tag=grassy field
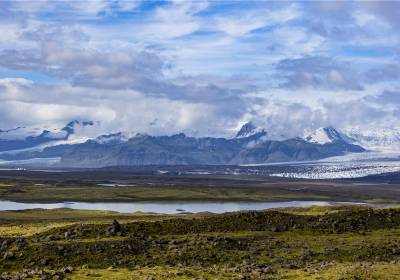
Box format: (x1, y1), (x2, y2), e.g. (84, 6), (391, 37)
(1, 206), (400, 279)
(0, 208), (182, 237)
(0, 183), (331, 203)
(2, 182), (400, 203)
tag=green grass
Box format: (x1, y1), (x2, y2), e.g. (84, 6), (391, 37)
(0, 208), (180, 237)
(0, 208), (172, 225)
(0, 183), (331, 203)
(67, 262), (400, 280)
(0, 208), (215, 237)
(272, 205), (364, 216)
(2, 175), (400, 204)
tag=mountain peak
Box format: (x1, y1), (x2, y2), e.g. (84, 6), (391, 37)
(305, 126), (344, 144)
(235, 122), (266, 138)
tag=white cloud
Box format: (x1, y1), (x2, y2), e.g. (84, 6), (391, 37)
(0, 1), (398, 138)
(215, 4), (299, 38)
(131, 0), (208, 40)
(0, 78), (245, 137)
(216, 16), (267, 38)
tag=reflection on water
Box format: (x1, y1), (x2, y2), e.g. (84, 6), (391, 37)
(0, 200), (335, 214)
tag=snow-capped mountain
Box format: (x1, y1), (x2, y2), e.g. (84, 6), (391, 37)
(57, 124), (364, 168)
(0, 120), (368, 167)
(235, 122), (267, 139)
(305, 127), (346, 144)
(304, 126), (400, 153)
(0, 121), (94, 141)
(343, 127), (400, 152)
(0, 126), (61, 141)
(0, 120), (98, 152)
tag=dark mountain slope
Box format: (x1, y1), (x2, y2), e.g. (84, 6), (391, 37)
(59, 133), (365, 168)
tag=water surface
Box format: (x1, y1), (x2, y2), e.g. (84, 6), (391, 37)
(0, 200), (339, 214)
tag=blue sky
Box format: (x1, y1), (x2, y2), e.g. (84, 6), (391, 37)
(0, 0), (399, 138)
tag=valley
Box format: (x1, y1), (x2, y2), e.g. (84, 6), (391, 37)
(0, 168), (400, 204)
(2, 1), (400, 279)
(1, 168), (400, 279)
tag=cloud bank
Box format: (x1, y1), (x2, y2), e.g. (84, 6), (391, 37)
(0, 0), (399, 138)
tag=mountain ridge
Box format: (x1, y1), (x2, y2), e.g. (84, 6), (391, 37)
(57, 124), (364, 168)
(0, 122), (370, 167)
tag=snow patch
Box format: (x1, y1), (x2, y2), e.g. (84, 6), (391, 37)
(305, 127), (343, 144)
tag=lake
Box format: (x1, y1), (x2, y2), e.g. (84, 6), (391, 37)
(0, 200), (354, 214)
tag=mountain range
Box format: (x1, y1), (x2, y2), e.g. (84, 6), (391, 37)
(0, 120), (96, 152)
(0, 121), (377, 167)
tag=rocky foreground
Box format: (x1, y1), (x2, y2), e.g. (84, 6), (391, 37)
(1, 206), (400, 279)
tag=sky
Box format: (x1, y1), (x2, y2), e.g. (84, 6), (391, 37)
(0, 0), (399, 139)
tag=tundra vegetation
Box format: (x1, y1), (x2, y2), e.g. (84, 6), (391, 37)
(1, 206), (400, 279)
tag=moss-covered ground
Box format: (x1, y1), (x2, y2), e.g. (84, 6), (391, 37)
(1, 206), (400, 279)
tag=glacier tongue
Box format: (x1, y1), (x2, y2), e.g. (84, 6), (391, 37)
(271, 160), (400, 179)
